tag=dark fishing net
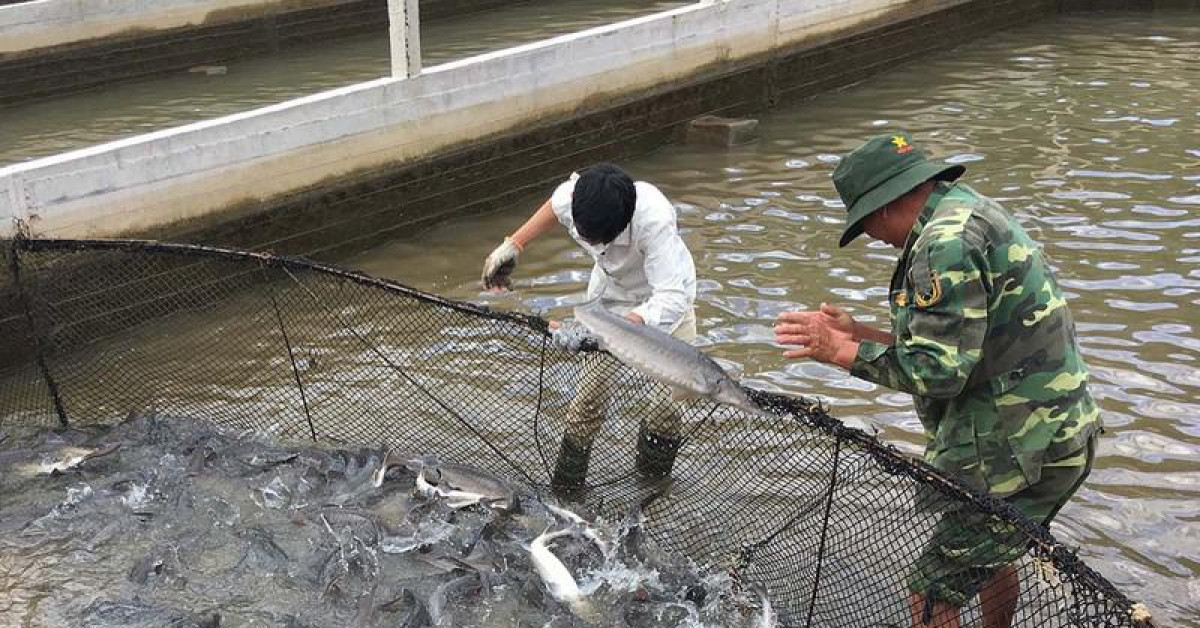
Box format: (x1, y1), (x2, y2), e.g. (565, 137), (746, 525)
(0, 237), (1153, 627)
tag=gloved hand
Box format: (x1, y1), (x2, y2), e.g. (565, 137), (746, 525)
(481, 237), (521, 290)
(551, 320), (600, 352)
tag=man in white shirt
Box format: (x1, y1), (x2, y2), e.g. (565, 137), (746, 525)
(480, 163), (698, 493)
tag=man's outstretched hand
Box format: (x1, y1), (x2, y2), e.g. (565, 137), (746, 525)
(774, 303), (859, 368)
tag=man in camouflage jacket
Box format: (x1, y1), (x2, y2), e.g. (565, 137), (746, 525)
(774, 132), (1101, 628)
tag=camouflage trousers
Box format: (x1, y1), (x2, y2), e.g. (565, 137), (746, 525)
(564, 306), (698, 446)
(908, 430), (1099, 607)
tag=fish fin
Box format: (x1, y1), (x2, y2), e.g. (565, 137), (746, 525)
(447, 497), (482, 509)
(404, 454), (439, 473)
(571, 294), (604, 319)
(578, 293), (605, 308)
(481, 496), (513, 511)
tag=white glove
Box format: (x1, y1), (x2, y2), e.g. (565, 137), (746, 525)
(551, 320), (599, 352)
(481, 237), (521, 290)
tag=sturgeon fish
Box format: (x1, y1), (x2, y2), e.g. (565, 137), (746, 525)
(371, 448), (405, 488)
(573, 299), (765, 416)
(414, 468), (486, 509)
(756, 586), (777, 628)
(411, 459), (519, 511)
(17, 443), (121, 477)
(528, 526), (598, 621)
(544, 502), (609, 556)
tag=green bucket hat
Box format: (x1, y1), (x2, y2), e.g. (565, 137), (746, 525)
(832, 132), (965, 247)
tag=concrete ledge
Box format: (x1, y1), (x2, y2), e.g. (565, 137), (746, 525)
(19, 0), (1182, 249)
(1, 0), (998, 242)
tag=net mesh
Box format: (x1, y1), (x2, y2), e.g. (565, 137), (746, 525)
(0, 237), (1150, 627)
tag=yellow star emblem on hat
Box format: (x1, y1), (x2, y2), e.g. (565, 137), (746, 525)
(891, 136), (913, 153)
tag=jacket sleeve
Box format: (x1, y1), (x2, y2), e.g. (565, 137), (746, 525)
(850, 211), (990, 398)
(549, 174), (579, 228)
(630, 218), (696, 330)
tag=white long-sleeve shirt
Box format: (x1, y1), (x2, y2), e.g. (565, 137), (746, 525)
(550, 173), (697, 331)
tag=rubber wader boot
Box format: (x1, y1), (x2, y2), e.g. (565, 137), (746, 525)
(551, 435), (592, 496)
(636, 425), (683, 480)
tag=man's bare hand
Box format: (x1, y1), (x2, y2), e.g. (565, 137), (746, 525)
(813, 303), (858, 337)
(774, 304), (859, 368)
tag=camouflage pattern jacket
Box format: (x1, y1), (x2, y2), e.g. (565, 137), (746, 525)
(851, 182), (1101, 497)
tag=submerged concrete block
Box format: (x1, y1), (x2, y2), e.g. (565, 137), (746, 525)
(685, 115), (759, 147)
(188, 65), (228, 75)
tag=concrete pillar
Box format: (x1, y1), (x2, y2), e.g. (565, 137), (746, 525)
(387, 0), (422, 79)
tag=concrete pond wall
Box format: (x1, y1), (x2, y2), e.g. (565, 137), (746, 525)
(0, 0), (1195, 256)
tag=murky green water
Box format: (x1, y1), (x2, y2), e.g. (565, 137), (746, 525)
(0, 0), (685, 166)
(347, 13), (1200, 626)
(2, 7), (1196, 626)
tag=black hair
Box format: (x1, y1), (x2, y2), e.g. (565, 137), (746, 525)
(572, 163), (636, 245)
